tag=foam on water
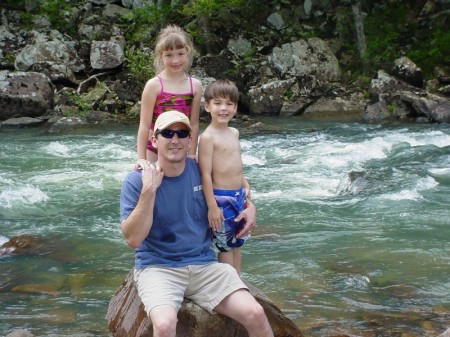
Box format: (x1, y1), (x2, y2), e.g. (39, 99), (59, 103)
(44, 142), (70, 157)
(304, 136), (391, 169)
(0, 174), (13, 185)
(379, 176), (438, 201)
(87, 178), (103, 189)
(429, 167), (450, 177)
(0, 235), (8, 246)
(0, 185), (48, 209)
(373, 128), (450, 150)
(242, 153), (265, 166)
(84, 143), (135, 160)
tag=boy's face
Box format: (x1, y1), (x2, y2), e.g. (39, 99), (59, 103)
(204, 97), (237, 123)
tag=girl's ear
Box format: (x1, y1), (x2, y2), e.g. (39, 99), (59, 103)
(151, 135), (158, 149)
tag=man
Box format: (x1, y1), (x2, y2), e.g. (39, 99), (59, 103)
(120, 110), (274, 337)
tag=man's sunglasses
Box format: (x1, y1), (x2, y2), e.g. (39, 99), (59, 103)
(156, 129), (190, 139)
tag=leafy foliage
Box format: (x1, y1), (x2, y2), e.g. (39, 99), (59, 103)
(364, 4), (406, 70)
(123, 4), (167, 43)
(407, 30), (450, 76)
(19, 11), (34, 31)
(362, 2), (449, 78)
(125, 48), (155, 90)
(39, 0), (72, 31)
(181, 0), (243, 17)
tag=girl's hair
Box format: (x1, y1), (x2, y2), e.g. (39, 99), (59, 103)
(204, 79), (240, 104)
(154, 25), (194, 74)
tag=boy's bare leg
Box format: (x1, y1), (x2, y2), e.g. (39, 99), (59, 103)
(218, 251), (235, 268)
(219, 248), (243, 273)
(232, 248), (242, 274)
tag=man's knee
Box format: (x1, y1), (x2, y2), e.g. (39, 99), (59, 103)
(152, 315), (177, 337)
(150, 306), (178, 337)
(252, 303), (267, 321)
(246, 302), (271, 330)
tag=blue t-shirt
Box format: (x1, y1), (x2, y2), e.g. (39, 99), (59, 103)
(120, 159), (216, 268)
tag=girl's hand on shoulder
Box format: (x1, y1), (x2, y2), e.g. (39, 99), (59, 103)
(133, 159), (150, 171)
(187, 154), (198, 163)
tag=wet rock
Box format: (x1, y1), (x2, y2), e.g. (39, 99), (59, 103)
(11, 284), (60, 296)
(1, 117), (46, 128)
(5, 329), (34, 337)
(392, 56), (424, 88)
(438, 328), (450, 337)
(106, 270), (303, 337)
(0, 234), (48, 256)
(364, 70), (450, 123)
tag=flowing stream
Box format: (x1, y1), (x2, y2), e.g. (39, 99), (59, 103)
(1, 118), (449, 336)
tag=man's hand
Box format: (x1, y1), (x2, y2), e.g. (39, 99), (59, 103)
(141, 162), (163, 194)
(235, 200), (256, 238)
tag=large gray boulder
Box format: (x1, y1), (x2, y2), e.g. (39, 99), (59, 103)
(248, 37), (341, 115)
(14, 30), (85, 73)
(268, 38), (341, 81)
(364, 70), (450, 123)
(90, 40), (125, 70)
(0, 71), (54, 120)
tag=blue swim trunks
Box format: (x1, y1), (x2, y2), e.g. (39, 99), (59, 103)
(212, 187), (250, 252)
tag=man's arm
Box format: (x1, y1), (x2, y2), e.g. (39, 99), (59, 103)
(121, 165), (163, 248)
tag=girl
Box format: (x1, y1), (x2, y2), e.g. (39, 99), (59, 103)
(136, 25), (202, 166)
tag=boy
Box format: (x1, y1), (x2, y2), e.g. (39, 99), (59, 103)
(198, 80), (251, 273)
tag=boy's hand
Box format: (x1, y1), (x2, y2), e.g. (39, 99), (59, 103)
(208, 206), (223, 232)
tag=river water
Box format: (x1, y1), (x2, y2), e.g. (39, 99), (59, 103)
(1, 118), (449, 337)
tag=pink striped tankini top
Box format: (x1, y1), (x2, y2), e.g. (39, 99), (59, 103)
(147, 75), (194, 151)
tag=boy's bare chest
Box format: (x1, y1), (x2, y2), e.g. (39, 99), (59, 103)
(214, 140), (240, 154)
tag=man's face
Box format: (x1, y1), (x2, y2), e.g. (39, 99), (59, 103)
(152, 122), (191, 163)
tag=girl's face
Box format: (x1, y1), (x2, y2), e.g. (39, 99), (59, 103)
(162, 47), (189, 73)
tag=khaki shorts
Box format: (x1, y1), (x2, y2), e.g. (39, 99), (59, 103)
(134, 263), (248, 315)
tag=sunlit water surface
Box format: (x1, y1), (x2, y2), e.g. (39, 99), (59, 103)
(1, 118), (449, 336)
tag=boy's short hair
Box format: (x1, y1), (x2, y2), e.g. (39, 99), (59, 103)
(204, 79), (239, 104)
